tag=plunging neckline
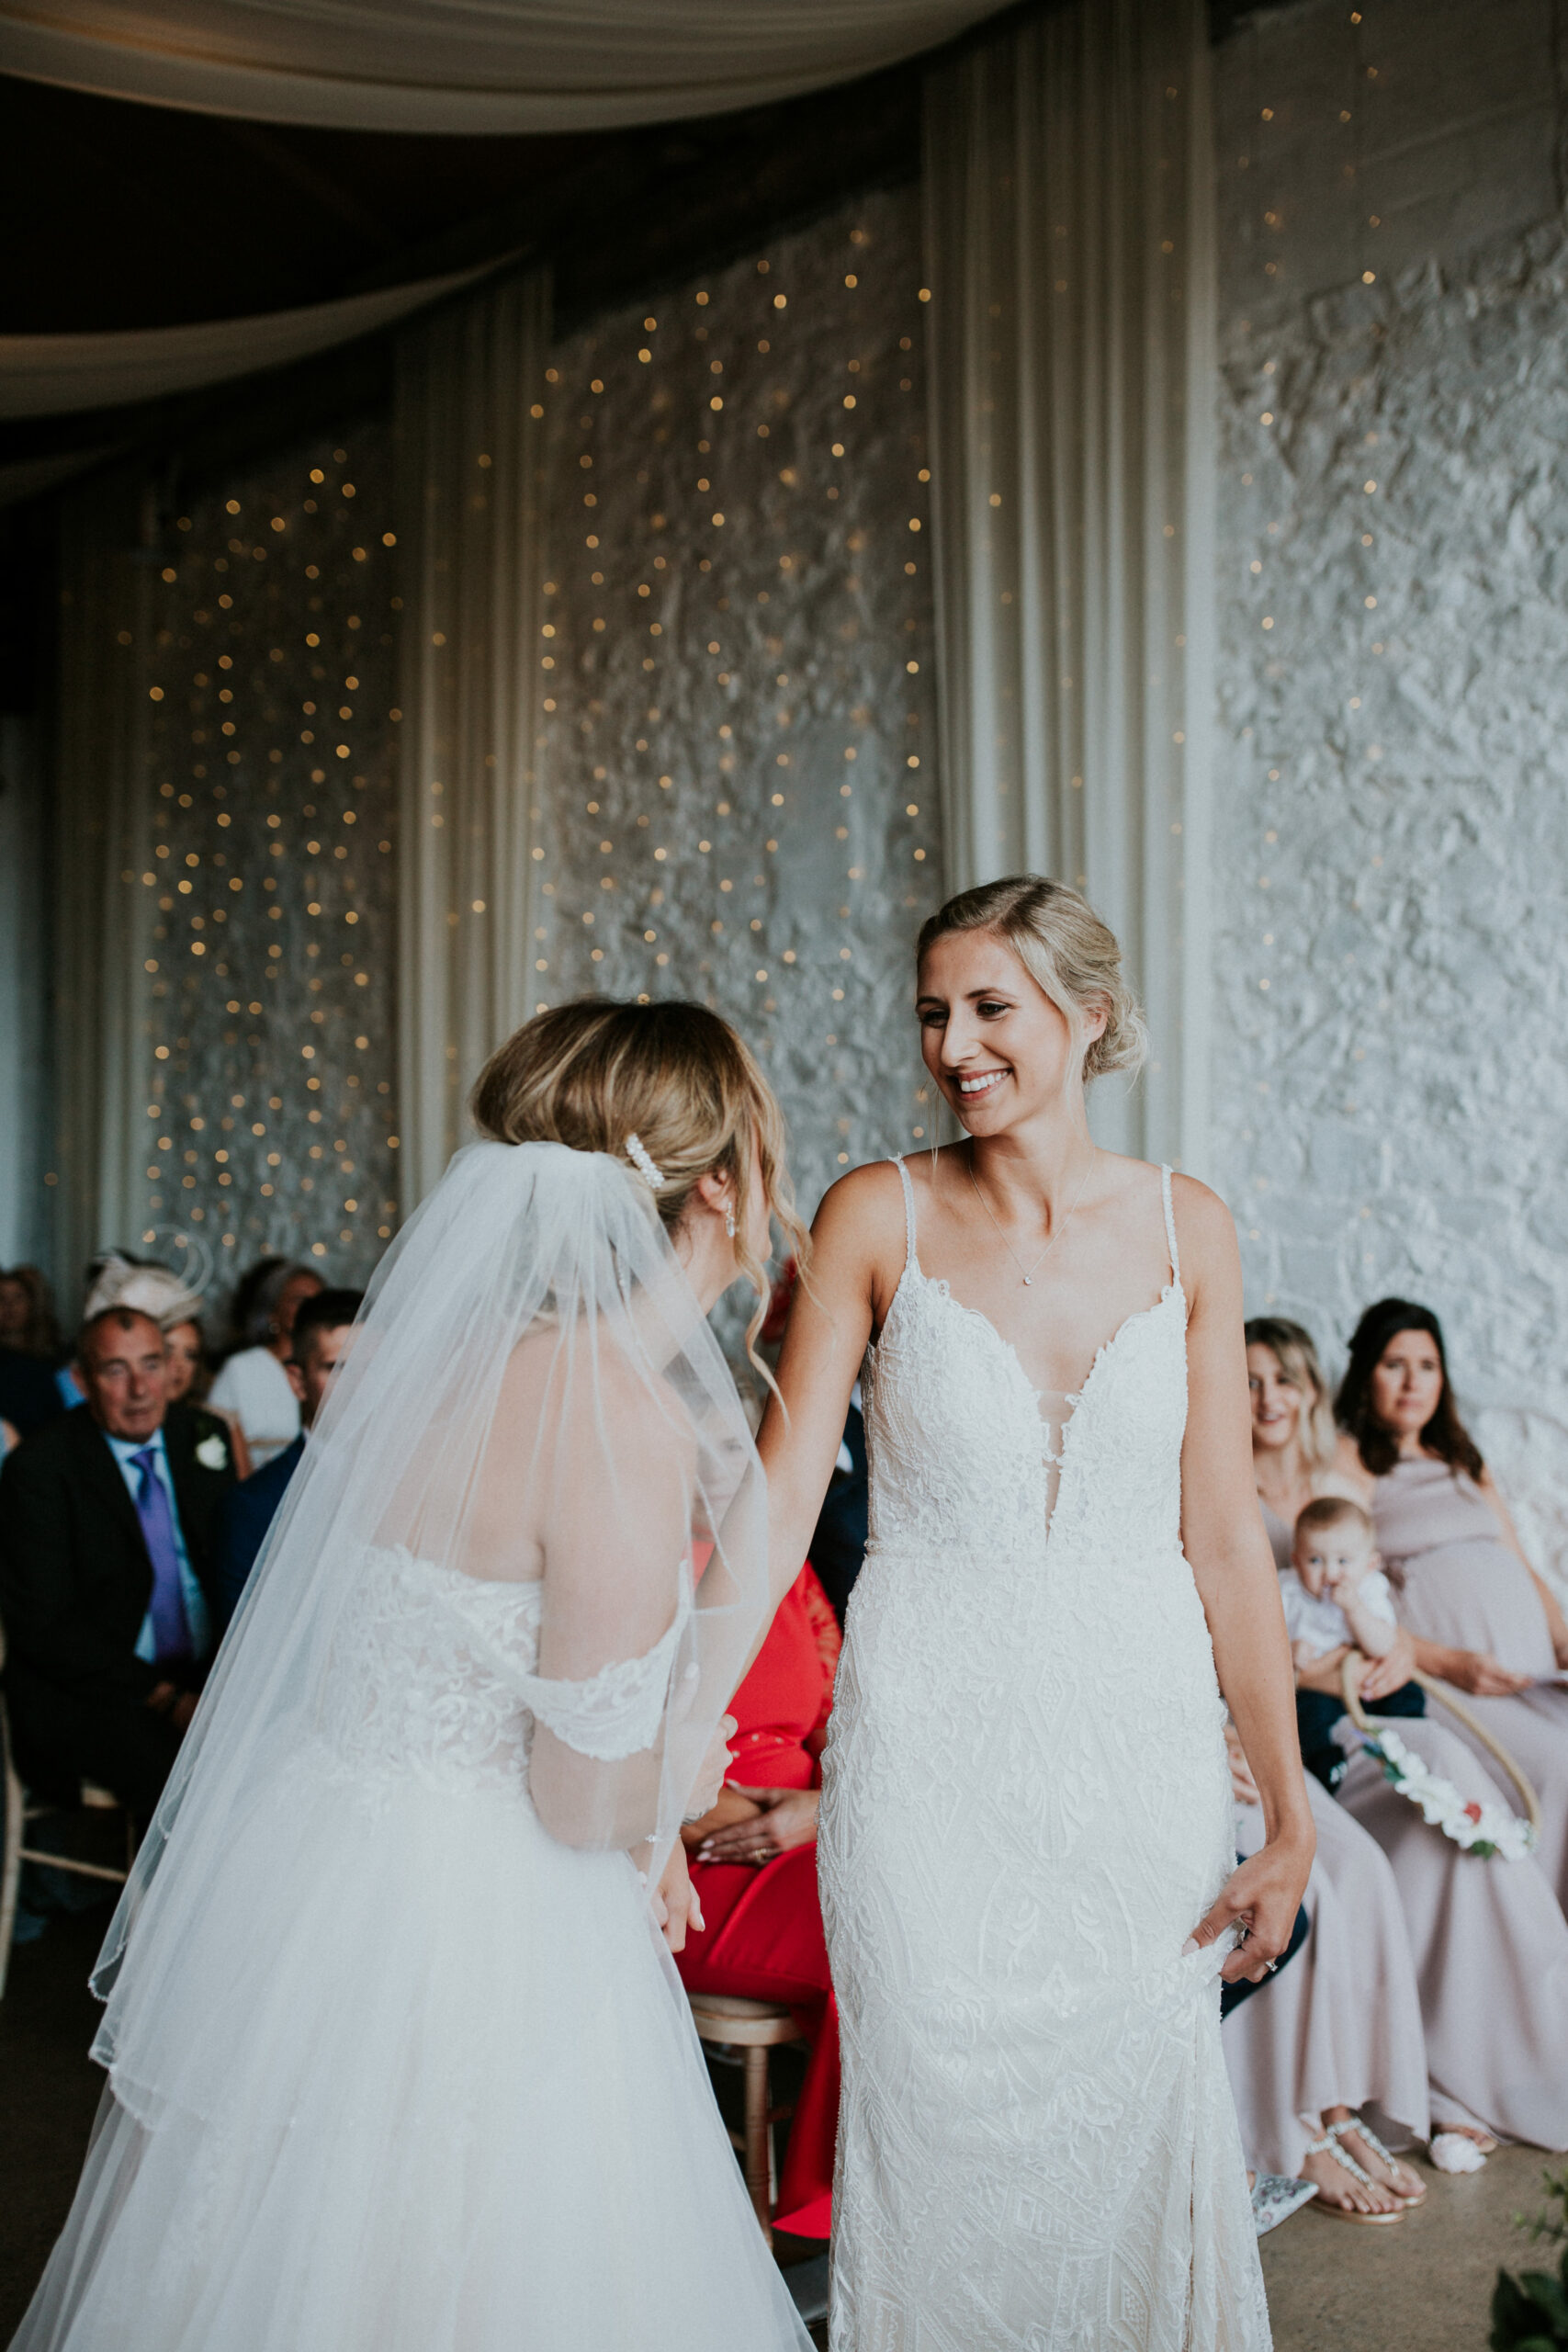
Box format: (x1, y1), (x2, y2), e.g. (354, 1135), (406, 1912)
(872, 1257), (1186, 1468)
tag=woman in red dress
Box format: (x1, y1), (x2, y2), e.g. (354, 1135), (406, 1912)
(676, 1561), (840, 2239)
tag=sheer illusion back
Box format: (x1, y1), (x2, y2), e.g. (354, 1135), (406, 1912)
(818, 1155), (1269, 2352)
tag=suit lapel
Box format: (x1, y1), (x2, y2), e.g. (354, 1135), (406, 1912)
(73, 1408), (147, 1555)
(164, 1406), (220, 1597)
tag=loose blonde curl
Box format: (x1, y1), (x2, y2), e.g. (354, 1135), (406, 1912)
(471, 999), (807, 1384)
(916, 875), (1147, 1081)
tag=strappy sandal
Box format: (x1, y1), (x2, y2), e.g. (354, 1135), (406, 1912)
(1301, 2132), (1405, 2223)
(1327, 2115), (1426, 2206)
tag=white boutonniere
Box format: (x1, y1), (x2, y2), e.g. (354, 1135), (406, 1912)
(196, 1433), (229, 1472)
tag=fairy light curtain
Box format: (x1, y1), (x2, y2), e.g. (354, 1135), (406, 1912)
(395, 194), (941, 1220)
(921, 0), (1218, 1170)
(52, 433), (401, 1301)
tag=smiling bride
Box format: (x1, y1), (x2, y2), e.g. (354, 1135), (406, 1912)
(760, 876), (1312, 2350)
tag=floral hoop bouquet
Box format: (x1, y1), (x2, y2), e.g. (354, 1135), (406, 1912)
(1334, 1719), (1537, 1860)
(1339, 1658), (1541, 1862)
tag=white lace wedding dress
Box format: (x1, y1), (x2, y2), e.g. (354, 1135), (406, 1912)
(818, 1159), (1270, 2351)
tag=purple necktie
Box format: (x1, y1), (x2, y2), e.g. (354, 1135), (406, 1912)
(130, 1446), (191, 1663)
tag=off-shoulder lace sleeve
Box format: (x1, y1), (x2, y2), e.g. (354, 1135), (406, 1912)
(520, 1611), (684, 1760)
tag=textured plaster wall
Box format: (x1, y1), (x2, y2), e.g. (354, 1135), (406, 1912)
(533, 186), (942, 1232)
(1210, 0), (1568, 1564)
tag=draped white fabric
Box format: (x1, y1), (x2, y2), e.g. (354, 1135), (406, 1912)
(0, 0), (1005, 132)
(393, 270), (549, 1206)
(51, 477), (156, 1287)
(922, 0), (1217, 1171)
(0, 262), (502, 420)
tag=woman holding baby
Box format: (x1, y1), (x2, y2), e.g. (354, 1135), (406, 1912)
(1239, 1315), (1568, 2181)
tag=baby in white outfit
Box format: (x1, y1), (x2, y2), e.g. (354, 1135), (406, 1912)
(1280, 1495), (1396, 1668)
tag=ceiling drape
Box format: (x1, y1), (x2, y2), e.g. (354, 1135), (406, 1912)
(922, 0), (1217, 1174)
(0, 260), (506, 420)
(393, 269), (550, 1205)
(0, 0), (1004, 132)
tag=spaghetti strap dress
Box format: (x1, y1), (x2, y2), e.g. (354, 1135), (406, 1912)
(818, 1159), (1269, 2351)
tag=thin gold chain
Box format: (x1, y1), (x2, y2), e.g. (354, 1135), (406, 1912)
(964, 1145), (1095, 1288)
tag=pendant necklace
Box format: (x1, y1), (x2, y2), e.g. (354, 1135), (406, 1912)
(965, 1146), (1096, 1288)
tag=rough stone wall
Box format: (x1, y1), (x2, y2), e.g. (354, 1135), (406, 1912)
(533, 185), (942, 1235)
(1210, 0), (1568, 1564)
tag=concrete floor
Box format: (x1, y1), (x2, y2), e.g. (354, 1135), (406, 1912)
(3, 1903), (1556, 2349)
(1262, 2140), (1554, 2352)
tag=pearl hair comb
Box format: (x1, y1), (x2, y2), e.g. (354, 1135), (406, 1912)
(625, 1133), (664, 1192)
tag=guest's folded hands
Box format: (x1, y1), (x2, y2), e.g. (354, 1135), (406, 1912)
(696, 1785), (819, 1865)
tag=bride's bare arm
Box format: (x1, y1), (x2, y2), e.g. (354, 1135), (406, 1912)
(1176, 1177), (1314, 1981)
(757, 1166), (887, 1612)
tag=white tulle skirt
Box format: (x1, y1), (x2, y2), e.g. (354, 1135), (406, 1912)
(12, 1748), (809, 2352)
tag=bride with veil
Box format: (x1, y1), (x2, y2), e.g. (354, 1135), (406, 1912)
(13, 1001), (813, 2352)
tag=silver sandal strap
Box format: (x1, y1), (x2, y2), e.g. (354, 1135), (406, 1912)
(1303, 2131), (1375, 2188)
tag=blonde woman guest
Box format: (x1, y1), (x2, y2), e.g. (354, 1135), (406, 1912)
(209, 1259), (322, 1467)
(763, 876), (1309, 2349)
(1336, 1297), (1568, 1914)
(1248, 1317), (1568, 2160)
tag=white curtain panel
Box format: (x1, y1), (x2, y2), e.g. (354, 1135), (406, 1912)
(0, 0), (1006, 131)
(922, 0), (1217, 1171)
(52, 478), (159, 1289)
(393, 269), (549, 1206)
(0, 261), (505, 420)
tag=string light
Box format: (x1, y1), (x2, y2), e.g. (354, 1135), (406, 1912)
(534, 188), (940, 1198)
(136, 432), (400, 1278)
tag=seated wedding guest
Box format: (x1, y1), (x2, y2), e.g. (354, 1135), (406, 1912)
(0, 1263), (68, 1436)
(164, 1311), (251, 1477)
(217, 1287), (362, 1620)
(677, 1559), (841, 2240)
(1224, 1721), (1430, 2221)
(0, 1264), (62, 1359)
(1250, 1316), (1568, 2158)
(1335, 1297), (1568, 1912)
(80, 1254), (250, 1476)
(0, 1306), (237, 1826)
(209, 1256), (323, 1467)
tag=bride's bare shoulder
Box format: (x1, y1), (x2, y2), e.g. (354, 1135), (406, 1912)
(816, 1146), (965, 1241)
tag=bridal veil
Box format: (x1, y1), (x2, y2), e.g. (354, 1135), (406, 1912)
(89, 1136), (772, 2121)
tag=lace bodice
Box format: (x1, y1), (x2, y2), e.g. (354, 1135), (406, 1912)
(321, 1544), (684, 1793)
(863, 1158), (1189, 1572)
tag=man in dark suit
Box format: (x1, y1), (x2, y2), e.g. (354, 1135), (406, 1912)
(0, 1306), (237, 1826)
(216, 1286), (362, 1623)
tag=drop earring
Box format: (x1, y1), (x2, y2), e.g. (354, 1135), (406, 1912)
(725, 1204), (737, 1241)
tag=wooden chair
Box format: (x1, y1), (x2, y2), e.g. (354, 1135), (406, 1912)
(687, 1991), (807, 2241)
(0, 1675), (135, 2000)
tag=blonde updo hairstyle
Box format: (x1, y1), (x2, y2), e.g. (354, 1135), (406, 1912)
(917, 875), (1147, 1081)
(471, 998), (807, 1376)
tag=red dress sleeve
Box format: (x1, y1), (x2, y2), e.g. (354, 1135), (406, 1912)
(724, 1562), (837, 1790)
